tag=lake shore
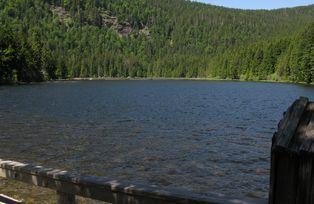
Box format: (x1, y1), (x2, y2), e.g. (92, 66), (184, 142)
(59, 77), (314, 86)
(2, 77), (313, 86)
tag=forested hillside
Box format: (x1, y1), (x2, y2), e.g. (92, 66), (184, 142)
(0, 0), (313, 84)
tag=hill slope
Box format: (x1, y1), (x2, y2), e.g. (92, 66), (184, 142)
(0, 0), (313, 84)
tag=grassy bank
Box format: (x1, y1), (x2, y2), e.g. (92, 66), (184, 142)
(0, 178), (104, 203)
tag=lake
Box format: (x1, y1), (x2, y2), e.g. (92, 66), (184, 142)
(0, 80), (314, 199)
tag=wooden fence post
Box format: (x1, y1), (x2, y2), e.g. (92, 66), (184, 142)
(269, 97), (314, 204)
(56, 191), (76, 204)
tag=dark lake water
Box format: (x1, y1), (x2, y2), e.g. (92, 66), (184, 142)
(1, 80), (314, 199)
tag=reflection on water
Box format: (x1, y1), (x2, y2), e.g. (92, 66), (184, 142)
(0, 80), (314, 199)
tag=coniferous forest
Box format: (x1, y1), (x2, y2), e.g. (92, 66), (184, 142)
(0, 0), (313, 84)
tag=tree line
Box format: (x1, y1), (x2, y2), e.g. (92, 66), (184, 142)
(0, 0), (313, 84)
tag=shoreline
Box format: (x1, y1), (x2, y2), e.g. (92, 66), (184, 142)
(60, 77), (314, 86)
(2, 77), (314, 86)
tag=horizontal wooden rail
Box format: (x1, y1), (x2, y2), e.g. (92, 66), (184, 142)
(0, 194), (23, 204)
(0, 159), (265, 204)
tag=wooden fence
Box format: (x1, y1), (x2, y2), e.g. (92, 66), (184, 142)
(0, 159), (264, 204)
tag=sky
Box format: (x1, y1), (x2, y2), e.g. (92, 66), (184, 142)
(195, 0), (314, 10)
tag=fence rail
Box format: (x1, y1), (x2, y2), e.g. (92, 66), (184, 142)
(0, 159), (264, 204)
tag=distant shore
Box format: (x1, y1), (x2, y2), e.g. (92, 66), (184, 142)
(2, 77), (314, 86)
(58, 77), (314, 86)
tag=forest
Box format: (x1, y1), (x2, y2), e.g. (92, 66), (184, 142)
(0, 0), (313, 84)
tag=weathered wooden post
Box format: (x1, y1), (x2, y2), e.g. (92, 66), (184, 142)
(56, 191), (76, 204)
(270, 97), (314, 204)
